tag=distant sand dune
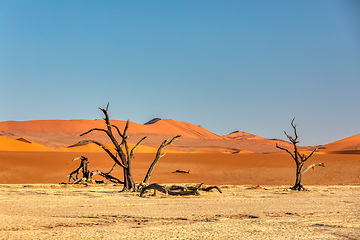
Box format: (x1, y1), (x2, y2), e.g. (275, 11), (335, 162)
(0, 119), (359, 153)
(320, 133), (360, 152)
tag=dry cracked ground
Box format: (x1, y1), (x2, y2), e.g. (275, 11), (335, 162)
(0, 184), (359, 239)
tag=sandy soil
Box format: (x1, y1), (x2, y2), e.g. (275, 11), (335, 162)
(0, 184), (359, 239)
(1, 152), (359, 186)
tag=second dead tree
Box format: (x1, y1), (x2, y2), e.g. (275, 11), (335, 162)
(68, 156), (90, 184)
(276, 118), (325, 191)
(68, 156), (122, 184)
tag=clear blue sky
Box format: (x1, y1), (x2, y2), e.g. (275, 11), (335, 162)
(1, 0), (359, 146)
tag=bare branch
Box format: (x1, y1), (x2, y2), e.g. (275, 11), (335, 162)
(122, 119), (131, 138)
(276, 143), (295, 159)
(106, 162), (117, 174)
(78, 140), (127, 168)
(163, 135), (181, 147)
(303, 148), (319, 162)
(291, 118), (299, 142)
(109, 124), (125, 138)
(143, 135), (181, 184)
(200, 186), (223, 193)
(80, 128), (108, 137)
(90, 170), (123, 184)
(284, 131), (296, 143)
(130, 136), (147, 157)
(301, 163), (325, 175)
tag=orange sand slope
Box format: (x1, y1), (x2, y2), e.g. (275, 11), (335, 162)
(0, 136), (181, 154)
(223, 130), (265, 140)
(0, 136), (53, 151)
(0, 119), (226, 151)
(319, 134), (360, 153)
(0, 118), (222, 139)
(1, 119), (360, 153)
(0, 151), (359, 185)
(1, 119), (359, 185)
(56, 142), (182, 154)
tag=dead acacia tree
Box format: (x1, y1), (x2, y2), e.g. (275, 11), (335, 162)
(276, 118), (325, 191)
(68, 156), (122, 184)
(68, 156), (90, 184)
(78, 103), (180, 191)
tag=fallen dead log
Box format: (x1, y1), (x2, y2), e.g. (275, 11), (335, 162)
(200, 186), (223, 193)
(140, 183), (221, 197)
(173, 169), (190, 174)
(140, 183), (168, 197)
(177, 184), (223, 193)
(168, 183), (203, 196)
(90, 170), (123, 184)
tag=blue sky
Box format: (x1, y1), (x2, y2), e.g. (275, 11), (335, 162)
(1, 0), (359, 146)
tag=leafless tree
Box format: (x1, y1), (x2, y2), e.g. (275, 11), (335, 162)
(68, 156), (122, 184)
(68, 156), (90, 184)
(276, 118), (325, 191)
(78, 103), (180, 191)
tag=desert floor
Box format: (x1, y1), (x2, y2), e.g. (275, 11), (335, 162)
(0, 151), (359, 239)
(0, 184), (359, 239)
(1, 152), (360, 185)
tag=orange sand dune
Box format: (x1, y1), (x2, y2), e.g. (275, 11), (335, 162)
(56, 142), (183, 154)
(0, 135), (165, 153)
(223, 130), (264, 140)
(144, 119), (223, 139)
(0, 118), (222, 139)
(1, 119), (359, 153)
(191, 150), (230, 154)
(0, 136), (53, 152)
(0, 119), (104, 133)
(319, 133), (360, 152)
(0, 119), (224, 150)
(0, 151), (359, 185)
(55, 142), (106, 153)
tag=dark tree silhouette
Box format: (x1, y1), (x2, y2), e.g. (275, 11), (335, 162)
(78, 103), (180, 191)
(276, 118), (325, 191)
(68, 156), (122, 184)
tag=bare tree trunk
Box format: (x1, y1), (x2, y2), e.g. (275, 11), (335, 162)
(291, 164), (304, 191)
(123, 167), (136, 191)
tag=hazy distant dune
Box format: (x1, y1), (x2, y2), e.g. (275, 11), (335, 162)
(0, 119), (359, 153)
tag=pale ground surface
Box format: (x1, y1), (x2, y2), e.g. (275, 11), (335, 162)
(0, 184), (359, 239)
